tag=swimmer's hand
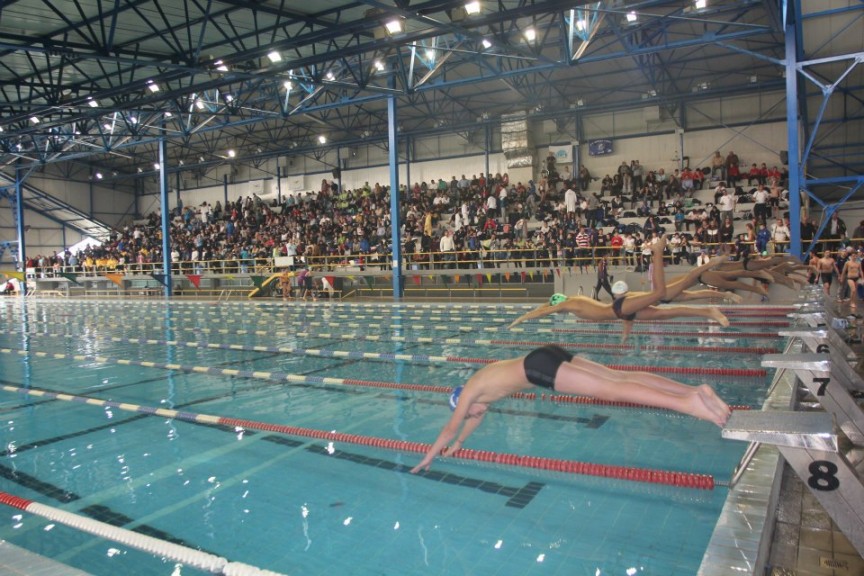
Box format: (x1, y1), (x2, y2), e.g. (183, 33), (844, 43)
(410, 456), (434, 474)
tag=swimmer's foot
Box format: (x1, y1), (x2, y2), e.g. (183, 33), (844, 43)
(707, 255), (728, 269)
(709, 308), (730, 327)
(755, 270), (774, 282)
(697, 384), (732, 427)
(721, 292), (743, 304)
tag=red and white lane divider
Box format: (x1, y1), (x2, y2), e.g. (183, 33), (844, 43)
(0, 383), (716, 489)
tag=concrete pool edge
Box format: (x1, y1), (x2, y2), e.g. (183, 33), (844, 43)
(698, 347), (798, 575)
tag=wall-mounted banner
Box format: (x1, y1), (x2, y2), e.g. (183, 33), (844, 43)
(548, 145), (572, 163)
(588, 139), (613, 156)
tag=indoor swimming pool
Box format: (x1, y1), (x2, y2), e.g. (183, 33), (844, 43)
(0, 299), (788, 575)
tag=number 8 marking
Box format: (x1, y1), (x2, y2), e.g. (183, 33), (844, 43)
(807, 460), (840, 491)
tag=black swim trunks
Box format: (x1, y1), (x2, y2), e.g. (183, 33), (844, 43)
(612, 296), (637, 321)
(821, 272), (833, 285)
(523, 345), (574, 389)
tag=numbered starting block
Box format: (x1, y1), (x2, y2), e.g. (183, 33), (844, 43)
(762, 353), (864, 445)
(780, 327), (857, 361)
(723, 410), (864, 557)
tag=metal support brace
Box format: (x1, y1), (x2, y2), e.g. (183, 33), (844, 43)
(723, 410), (864, 557)
(762, 353), (864, 445)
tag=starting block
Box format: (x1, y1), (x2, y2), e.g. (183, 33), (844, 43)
(780, 327), (857, 361)
(762, 353), (864, 445)
(723, 410), (864, 557)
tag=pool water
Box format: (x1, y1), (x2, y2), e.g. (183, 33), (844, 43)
(0, 299), (783, 575)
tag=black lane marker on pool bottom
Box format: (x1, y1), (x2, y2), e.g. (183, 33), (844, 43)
(263, 433), (545, 509)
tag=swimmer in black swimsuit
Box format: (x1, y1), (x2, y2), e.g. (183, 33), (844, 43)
(508, 237), (730, 342)
(612, 295), (637, 321)
(410, 344), (733, 473)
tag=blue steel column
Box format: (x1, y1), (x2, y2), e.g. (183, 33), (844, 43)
(159, 130), (173, 297)
(277, 165), (282, 204)
(405, 136), (411, 194)
(785, 13), (803, 257)
(388, 93), (403, 298)
(484, 125), (490, 178)
(14, 163), (26, 295)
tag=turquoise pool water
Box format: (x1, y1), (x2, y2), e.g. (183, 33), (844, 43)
(0, 299), (783, 575)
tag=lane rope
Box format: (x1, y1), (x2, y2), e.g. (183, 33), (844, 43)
(0, 489), (286, 576)
(0, 347), (754, 411)
(0, 383), (716, 489)
(5, 318), (783, 355)
(0, 335), (767, 378)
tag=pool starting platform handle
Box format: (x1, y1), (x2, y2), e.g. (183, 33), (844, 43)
(762, 353), (864, 446)
(723, 410), (864, 558)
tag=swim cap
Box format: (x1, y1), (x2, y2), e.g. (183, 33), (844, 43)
(549, 293), (568, 306)
(449, 386), (463, 411)
(611, 280), (629, 296)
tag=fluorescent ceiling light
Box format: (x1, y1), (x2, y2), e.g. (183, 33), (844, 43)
(626, 11), (637, 22)
(385, 20), (402, 34)
(87, 98), (99, 108)
(147, 81), (160, 93)
(524, 28), (536, 42)
(30, 116), (40, 124)
(195, 99), (205, 110)
(153, 162), (161, 170)
(695, 0), (707, 9)
(267, 50), (282, 63)
(318, 135), (327, 144)
(464, 1), (480, 15)
(481, 38), (492, 49)
(214, 60), (229, 72)
(374, 60), (385, 71)
(576, 19), (586, 31)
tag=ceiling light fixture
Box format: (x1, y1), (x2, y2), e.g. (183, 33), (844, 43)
(267, 51), (282, 63)
(481, 38), (492, 49)
(385, 19), (402, 34)
(524, 28), (536, 42)
(87, 98), (99, 108)
(318, 135), (327, 144)
(147, 80), (160, 93)
(227, 149), (236, 158)
(214, 60), (229, 72)
(626, 11), (637, 22)
(464, 1), (481, 15)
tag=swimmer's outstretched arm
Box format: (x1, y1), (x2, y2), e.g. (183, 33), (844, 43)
(507, 302), (564, 328)
(411, 409), (485, 473)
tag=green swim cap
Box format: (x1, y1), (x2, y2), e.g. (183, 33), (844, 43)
(549, 293), (568, 306)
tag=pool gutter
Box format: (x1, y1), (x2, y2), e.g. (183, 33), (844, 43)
(697, 341), (799, 575)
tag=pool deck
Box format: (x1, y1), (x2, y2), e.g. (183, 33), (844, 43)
(700, 293), (864, 576)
